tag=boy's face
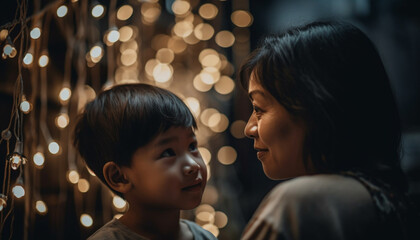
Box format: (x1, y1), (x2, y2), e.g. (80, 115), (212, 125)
(122, 126), (207, 210)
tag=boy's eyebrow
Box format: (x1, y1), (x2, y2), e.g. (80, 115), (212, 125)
(156, 130), (196, 146)
(248, 90), (265, 100)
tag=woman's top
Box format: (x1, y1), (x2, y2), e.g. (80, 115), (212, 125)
(241, 173), (419, 240)
(88, 218), (217, 240)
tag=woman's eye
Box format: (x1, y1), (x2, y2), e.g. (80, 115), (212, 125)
(159, 149), (176, 158)
(188, 142), (198, 152)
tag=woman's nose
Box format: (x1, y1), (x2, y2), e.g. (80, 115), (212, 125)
(183, 155), (201, 175)
(244, 114), (258, 139)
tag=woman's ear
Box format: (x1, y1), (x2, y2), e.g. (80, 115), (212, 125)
(103, 162), (132, 194)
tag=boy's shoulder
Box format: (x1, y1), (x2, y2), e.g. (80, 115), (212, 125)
(88, 218), (148, 240)
(181, 219), (218, 240)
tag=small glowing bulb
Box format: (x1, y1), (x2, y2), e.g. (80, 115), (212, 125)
(3, 44), (13, 55)
(48, 141), (60, 154)
(35, 200), (48, 214)
(33, 152), (45, 167)
(92, 4), (105, 18)
(59, 87), (72, 102)
(77, 179), (90, 193)
(80, 214), (93, 227)
(9, 154), (23, 170)
(20, 100), (31, 113)
(67, 170), (80, 184)
(12, 185), (25, 198)
(113, 196), (127, 209)
(56, 113), (69, 129)
(107, 29), (120, 43)
(90, 45), (103, 58)
(57, 5), (68, 17)
(23, 52), (33, 65)
(30, 27), (41, 39)
(38, 55), (49, 67)
(0, 194), (7, 212)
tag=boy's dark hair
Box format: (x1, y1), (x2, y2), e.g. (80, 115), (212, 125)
(73, 83), (196, 195)
(239, 21), (407, 191)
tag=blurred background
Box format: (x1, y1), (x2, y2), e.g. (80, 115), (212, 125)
(0, 0), (419, 239)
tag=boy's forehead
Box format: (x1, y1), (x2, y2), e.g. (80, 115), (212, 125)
(154, 126), (195, 143)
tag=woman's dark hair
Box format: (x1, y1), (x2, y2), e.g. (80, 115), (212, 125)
(73, 83), (196, 194)
(239, 21), (407, 190)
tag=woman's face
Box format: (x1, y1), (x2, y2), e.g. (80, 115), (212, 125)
(244, 74), (308, 180)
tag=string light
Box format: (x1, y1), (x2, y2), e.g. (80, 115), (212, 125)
(230, 120), (246, 139)
(67, 170), (80, 184)
(33, 152), (45, 168)
(198, 147), (211, 164)
(12, 178), (25, 199)
(48, 141), (60, 154)
(184, 97), (200, 117)
(91, 4), (105, 18)
(112, 196), (127, 210)
(20, 97), (32, 114)
(231, 10), (253, 27)
(30, 27), (41, 39)
(214, 76), (235, 95)
(215, 31), (235, 48)
(172, 0), (190, 16)
(38, 54), (49, 67)
(0, 194), (7, 212)
(59, 87), (72, 102)
(194, 23), (214, 41)
(23, 52), (34, 65)
(105, 27), (120, 45)
(77, 179), (90, 193)
(57, 5), (68, 17)
(217, 146), (237, 165)
(35, 200), (48, 215)
(55, 113), (69, 129)
(117, 5), (133, 21)
(80, 214), (93, 227)
(198, 3), (218, 20)
(8, 141), (27, 170)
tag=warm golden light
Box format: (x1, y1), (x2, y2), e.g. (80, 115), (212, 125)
(168, 37), (187, 54)
(87, 167), (96, 176)
(78, 179), (90, 193)
(172, 0), (190, 16)
(56, 113), (70, 129)
(141, 3), (161, 24)
(57, 5), (68, 17)
(33, 152), (45, 167)
(194, 23), (214, 41)
(121, 49), (137, 66)
(183, 32), (200, 45)
(217, 146), (237, 165)
(119, 26), (134, 42)
(210, 113), (229, 133)
(152, 63), (173, 83)
(0, 29), (8, 41)
(230, 120), (246, 139)
(48, 141), (60, 154)
(67, 170), (80, 184)
(231, 10), (253, 27)
(156, 48), (174, 64)
(35, 200), (48, 214)
(90, 45), (103, 58)
(113, 196), (127, 210)
(80, 214), (93, 227)
(145, 59), (159, 78)
(12, 185), (25, 198)
(214, 75), (235, 95)
(107, 28), (120, 43)
(215, 31), (235, 48)
(30, 27), (41, 39)
(198, 147), (211, 164)
(173, 21), (194, 38)
(200, 108), (219, 127)
(202, 224), (219, 237)
(196, 211), (215, 225)
(214, 211), (228, 228)
(92, 4), (105, 18)
(195, 204), (215, 215)
(117, 5), (133, 21)
(198, 3), (218, 20)
(184, 97), (200, 117)
(38, 55), (49, 67)
(193, 74), (212, 92)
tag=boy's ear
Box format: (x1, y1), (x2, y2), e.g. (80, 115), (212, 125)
(103, 162), (132, 194)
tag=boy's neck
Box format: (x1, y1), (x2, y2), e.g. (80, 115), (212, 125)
(119, 204), (191, 240)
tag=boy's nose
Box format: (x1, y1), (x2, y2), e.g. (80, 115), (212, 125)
(183, 155), (200, 175)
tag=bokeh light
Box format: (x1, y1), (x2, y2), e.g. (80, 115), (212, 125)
(30, 27), (41, 39)
(91, 4), (105, 18)
(67, 170), (80, 184)
(48, 141), (60, 154)
(198, 3), (218, 20)
(33, 152), (45, 168)
(172, 0), (190, 16)
(194, 23), (214, 41)
(215, 31), (235, 48)
(77, 179), (90, 193)
(57, 5), (68, 17)
(230, 120), (247, 139)
(35, 200), (48, 215)
(217, 146), (237, 165)
(117, 5), (133, 21)
(56, 113), (70, 129)
(80, 214), (93, 227)
(198, 147), (211, 164)
(12, 185), (25, 198)
(214, 75), (235, 95)
(231, 10), (253, 27)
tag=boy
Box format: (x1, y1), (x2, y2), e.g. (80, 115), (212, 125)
(74, 83), (216, 240)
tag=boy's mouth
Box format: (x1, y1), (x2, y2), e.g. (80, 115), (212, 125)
(182, 179), (203, 192)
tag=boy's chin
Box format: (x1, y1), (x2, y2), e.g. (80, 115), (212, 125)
(181, 199), (203, 210)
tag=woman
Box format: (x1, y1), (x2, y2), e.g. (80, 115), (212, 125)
(240, 21), (419, 240)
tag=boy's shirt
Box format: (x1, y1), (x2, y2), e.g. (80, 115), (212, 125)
(88, 218), (217, 240)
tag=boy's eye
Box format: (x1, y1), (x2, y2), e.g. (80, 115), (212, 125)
(188, 142), (198, 152)
(159, 148), (176, 158)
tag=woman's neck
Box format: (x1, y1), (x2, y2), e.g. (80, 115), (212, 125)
(119, 204), (189, 240)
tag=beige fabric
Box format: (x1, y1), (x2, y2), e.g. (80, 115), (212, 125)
(241, 174), (377, 240)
